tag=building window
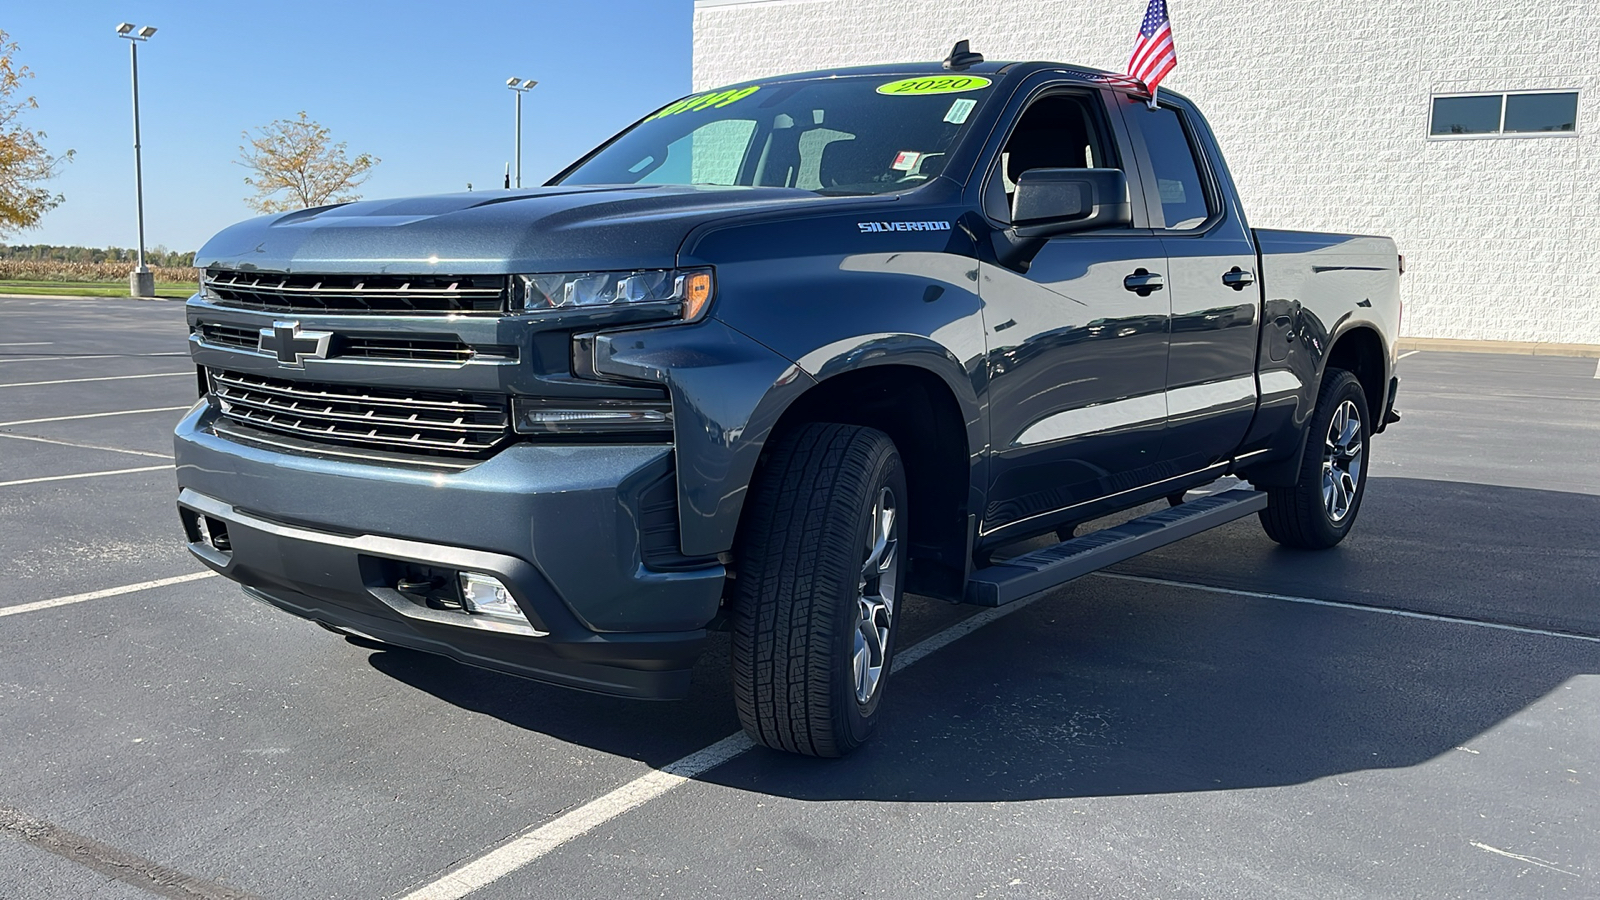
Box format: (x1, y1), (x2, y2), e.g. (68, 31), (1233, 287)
(1429, 91), (1579, 138)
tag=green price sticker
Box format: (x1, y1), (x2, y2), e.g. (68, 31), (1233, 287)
(645, 86), (762, 121)
(876, 75), (992, 96)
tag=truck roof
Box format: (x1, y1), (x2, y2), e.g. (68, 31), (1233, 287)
(707, 59), (1175, 101)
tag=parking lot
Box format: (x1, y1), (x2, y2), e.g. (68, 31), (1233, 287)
(1, 294), (1596, 899)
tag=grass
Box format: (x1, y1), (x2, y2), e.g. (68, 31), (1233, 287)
(0, 279), (195, 300)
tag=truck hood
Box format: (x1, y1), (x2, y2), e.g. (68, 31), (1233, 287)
(196, 184), (844, 275)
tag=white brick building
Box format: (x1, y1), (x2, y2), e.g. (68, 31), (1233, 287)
(693, 0), (1598, 347)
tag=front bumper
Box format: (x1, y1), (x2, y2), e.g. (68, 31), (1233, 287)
(174, 401), (724, 699)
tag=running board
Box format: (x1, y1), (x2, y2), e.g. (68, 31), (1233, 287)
(964, 489), (1268, 607)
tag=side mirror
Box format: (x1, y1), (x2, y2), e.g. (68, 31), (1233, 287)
(1010, 168), (1132, 238)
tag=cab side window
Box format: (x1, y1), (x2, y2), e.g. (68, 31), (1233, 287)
(1138, 106), (1214, 230)
(987, 92), (1119, 222)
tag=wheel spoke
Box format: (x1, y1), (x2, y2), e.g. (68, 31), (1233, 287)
(852, 486), (900, 704)
(861, 497), (897, 581)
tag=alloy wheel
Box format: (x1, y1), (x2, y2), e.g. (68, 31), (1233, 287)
(1321, 399), (1364, 523)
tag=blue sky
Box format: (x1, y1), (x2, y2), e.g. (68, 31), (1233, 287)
(4, 2), (692, 252)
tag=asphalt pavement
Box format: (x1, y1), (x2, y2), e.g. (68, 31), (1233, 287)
(0, 296), (1595, 899)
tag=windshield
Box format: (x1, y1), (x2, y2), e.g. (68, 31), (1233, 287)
(553, 74), (997, 195)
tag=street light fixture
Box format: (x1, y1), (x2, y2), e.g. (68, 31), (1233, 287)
(507, 77), (538, 189)
(116, 23), (157, 298)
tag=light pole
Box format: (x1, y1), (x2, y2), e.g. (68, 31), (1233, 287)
(506, 78), (537, 188)
(116, 23), (157, 298)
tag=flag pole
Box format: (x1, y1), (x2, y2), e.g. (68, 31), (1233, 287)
(1148, 84), (1159, 110)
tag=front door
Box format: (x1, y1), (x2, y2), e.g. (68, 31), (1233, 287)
(981, 237), (1170, 537)
(978, 90), (1170, 539)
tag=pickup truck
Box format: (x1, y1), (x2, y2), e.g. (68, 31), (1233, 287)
(175, 50), (1402, 757)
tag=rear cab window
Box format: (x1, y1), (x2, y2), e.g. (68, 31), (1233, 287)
(1134, 105), (1217, 230)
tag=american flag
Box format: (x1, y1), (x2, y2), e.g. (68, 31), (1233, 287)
(1127, 0), (1178, 96)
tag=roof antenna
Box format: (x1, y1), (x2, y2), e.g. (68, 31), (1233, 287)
(943, 40), (984, 71)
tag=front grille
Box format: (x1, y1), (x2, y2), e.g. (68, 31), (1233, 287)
(209, 369), (510, 460)
(340, 337), (476, 363)
(198, 323), (259, 351)
(203, 269), (508, 315)
(197, 323), (494, 365)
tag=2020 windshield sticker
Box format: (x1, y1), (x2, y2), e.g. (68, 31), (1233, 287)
(876, 75), (992, 96)
(858, 221), (952, 233)
(645, 86), (761, 120)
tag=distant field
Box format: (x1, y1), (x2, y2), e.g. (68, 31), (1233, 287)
(0, 259), (198, 300)
(0, 279), (195, 299)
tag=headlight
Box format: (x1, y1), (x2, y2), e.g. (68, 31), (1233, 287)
(514, 267), (713, 319)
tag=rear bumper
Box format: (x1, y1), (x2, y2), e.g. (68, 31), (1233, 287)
(173, 401), (724, 699)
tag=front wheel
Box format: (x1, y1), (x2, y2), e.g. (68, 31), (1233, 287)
(1259, 368), (1370, 549)
(731, 423), (907, 757)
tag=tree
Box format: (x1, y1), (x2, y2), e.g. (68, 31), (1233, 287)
(237, 111), (379, 213)
(0, 30), (74, 237)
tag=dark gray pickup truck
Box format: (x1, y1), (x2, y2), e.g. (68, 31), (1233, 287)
(175, 52), (1401, 757)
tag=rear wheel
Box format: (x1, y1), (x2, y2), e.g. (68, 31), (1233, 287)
(731, 423), (906, 757)
(1259, 368), (1369, 549)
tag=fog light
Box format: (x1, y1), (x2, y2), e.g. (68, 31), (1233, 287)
(459, 572), (531, 625)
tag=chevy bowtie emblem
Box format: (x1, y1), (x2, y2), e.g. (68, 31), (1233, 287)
(258, 320), (333, 367)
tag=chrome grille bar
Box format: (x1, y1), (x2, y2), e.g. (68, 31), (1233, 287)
(211, 371), (501, 415)
(202, 269), (508, 315)
(197, 323), (480, 364)
(209, 369), (509, 459)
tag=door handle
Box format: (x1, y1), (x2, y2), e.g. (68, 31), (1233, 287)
(1123, 268), (1164, 296)
(1221, 266), (1256, 290)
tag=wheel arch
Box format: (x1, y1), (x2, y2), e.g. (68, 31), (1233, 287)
(1321, 323), (1389, 431)
(1242, 319), (1391, 489)
(752, 359), (979, 601)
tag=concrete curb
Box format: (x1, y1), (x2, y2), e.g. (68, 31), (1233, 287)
(1397, 337), (1600, 359)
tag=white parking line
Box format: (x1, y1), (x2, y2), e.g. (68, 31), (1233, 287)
(398, 596), (1047, 900)
(1398, 350), (1421, 360)
(405, 559), (1600, 899)
(1093, 572), (1600, 644)
(0, 341), (53, 346)
(1593, 358), (1599, 379)
(0, 352), (188, 365)
(0, 406), (190, 428)
(0, 572), (216, 620)
(0, 464), (174, 488)
(0, 432), (173, 460)
(0, 372), (191, 389)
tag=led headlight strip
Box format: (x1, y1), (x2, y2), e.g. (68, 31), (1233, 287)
(511, 397), (672, 437)
(514, 268), (713, 320)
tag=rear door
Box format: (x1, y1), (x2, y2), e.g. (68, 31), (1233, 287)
(979, 87), (1170, 539)
(1123, 99), (1262, 474)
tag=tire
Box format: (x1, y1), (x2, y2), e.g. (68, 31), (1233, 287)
(1259, 368), (1370, 549)
(731, 423), (907, 758)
